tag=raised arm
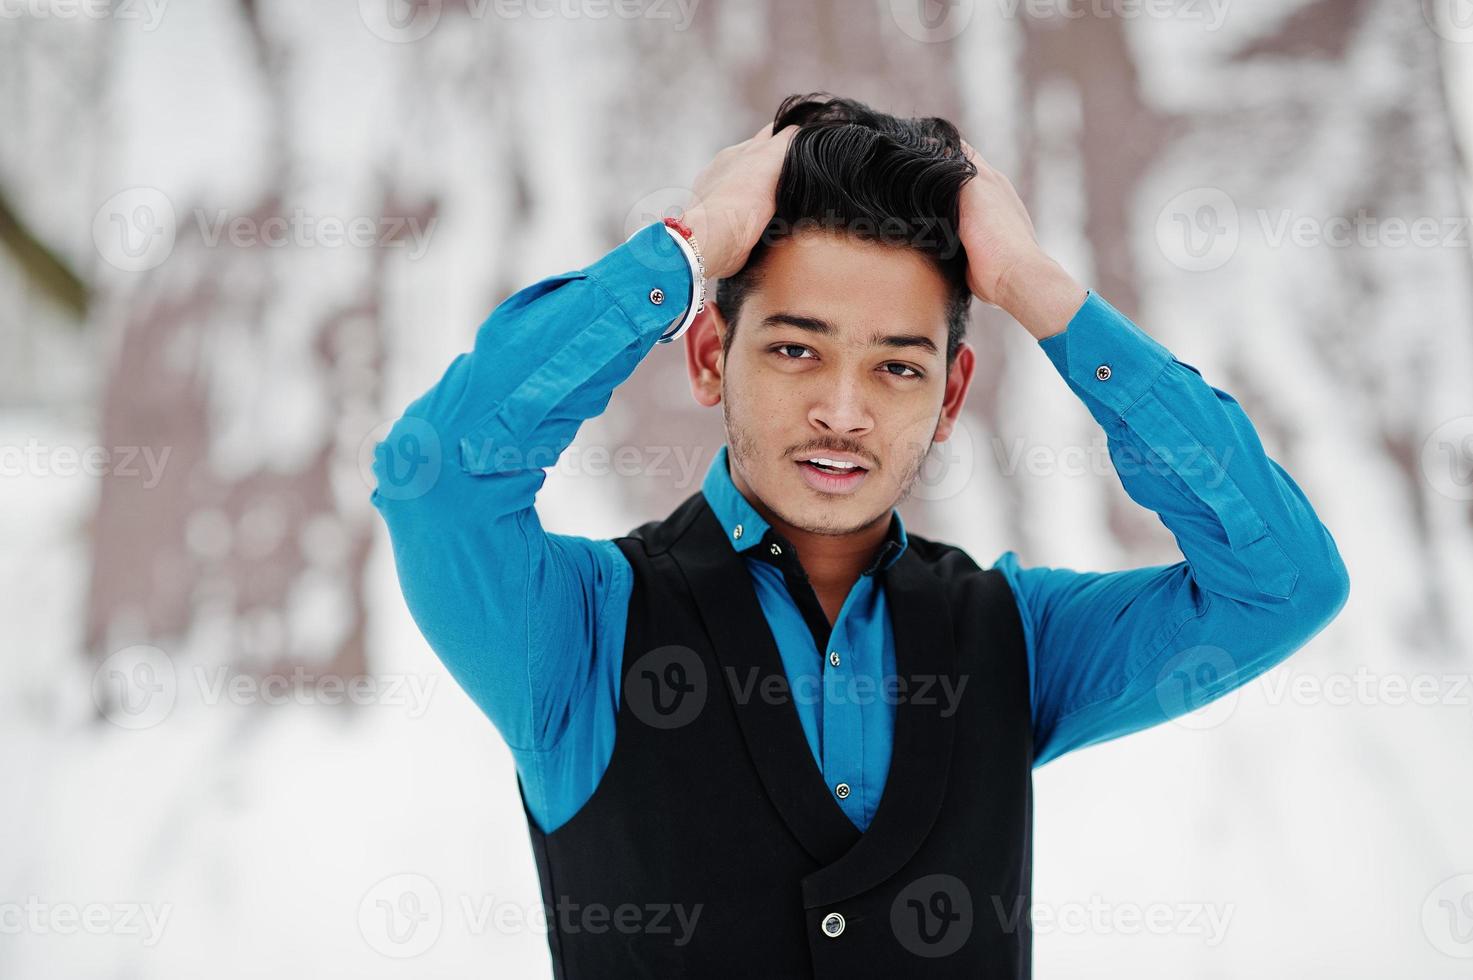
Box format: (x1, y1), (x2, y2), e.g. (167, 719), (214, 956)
(957, 141), (1350, 766)
(369, 221), (692, 756)
(370, 122), (795, 829)
(993, 280), (1349, 764)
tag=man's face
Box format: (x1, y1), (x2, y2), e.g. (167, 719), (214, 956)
(710, 229), (972, 538)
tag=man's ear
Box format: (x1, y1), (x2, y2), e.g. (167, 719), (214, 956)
(684, 301), (728, 408)
(932, 340), (975, 443)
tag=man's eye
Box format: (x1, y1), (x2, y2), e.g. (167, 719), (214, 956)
(882, 363), (923, 379)
(773, 344), (814, 360)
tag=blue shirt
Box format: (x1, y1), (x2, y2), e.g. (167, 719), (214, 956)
(371, 221), (1350, 834)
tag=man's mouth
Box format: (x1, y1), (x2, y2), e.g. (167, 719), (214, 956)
(795, 454), (871, 493)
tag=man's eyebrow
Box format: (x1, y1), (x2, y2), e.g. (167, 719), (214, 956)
(759, 312), (941, 358)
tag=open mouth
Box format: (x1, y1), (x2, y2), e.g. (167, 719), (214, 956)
(801, 457), (865, 475)
(795, 455), (871, 493)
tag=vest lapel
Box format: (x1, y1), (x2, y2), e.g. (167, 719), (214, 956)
(665, 494), (961, 902)
(668, 497), (862, 866)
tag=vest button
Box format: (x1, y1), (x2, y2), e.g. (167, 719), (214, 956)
(829, 650), (841, 667)
(1095, 363), (1112, 381)
(834, 782), (851, 800)
(732, 524), (743, 540)
(821, 911), (845, 938)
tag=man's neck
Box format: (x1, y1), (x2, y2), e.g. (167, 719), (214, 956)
(730, 466), (893, 613)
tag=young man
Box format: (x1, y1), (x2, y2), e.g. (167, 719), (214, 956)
(370, 95), (1349, 977)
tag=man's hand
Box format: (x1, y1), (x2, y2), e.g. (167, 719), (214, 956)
(682, 122), (799, 280)
(957, 139), (1087, 341)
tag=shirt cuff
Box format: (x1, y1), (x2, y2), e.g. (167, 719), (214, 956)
(1037, 289), (1175, 424)
(584, 221), (695, 344)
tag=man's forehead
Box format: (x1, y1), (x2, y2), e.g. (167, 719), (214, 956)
(749, 231), (952, 346)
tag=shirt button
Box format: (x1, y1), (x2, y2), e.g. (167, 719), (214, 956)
(821, 912), (845, 938)
(834, 782), (851, 800)
(649, 287), (665, 305)
(829, 650), (841, 667)
(732, 524), (743, 540)
(770, 542), (783, 556)
(1095, 364), (1112, 381)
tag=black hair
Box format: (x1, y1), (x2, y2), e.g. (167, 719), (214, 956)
(715, 93), (977, 365)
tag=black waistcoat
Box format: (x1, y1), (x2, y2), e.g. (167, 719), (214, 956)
(518, 491), (1034, 978)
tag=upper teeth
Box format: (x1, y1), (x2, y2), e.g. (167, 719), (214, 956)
(807, 457), (858, 470)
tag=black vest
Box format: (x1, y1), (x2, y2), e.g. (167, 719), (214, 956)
(518, 491), (1034, 978)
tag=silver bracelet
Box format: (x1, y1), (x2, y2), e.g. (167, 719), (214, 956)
(656, 221), (706, 344)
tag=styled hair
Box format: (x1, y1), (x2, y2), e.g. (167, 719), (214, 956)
(715, 93), (977, 365)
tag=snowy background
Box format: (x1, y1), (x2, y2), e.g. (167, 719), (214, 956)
(3, 0), (1473, 976)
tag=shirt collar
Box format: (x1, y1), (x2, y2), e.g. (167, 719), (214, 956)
(699, 444), (909, 576)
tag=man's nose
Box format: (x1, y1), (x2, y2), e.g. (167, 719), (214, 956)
(808, 375), (874, 436)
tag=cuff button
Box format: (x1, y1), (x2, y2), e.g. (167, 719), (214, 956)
(649, 287), (665, 305)
(1095, 364), (1112, 381)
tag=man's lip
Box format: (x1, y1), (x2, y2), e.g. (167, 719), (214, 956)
(793, 452), (872, 471)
